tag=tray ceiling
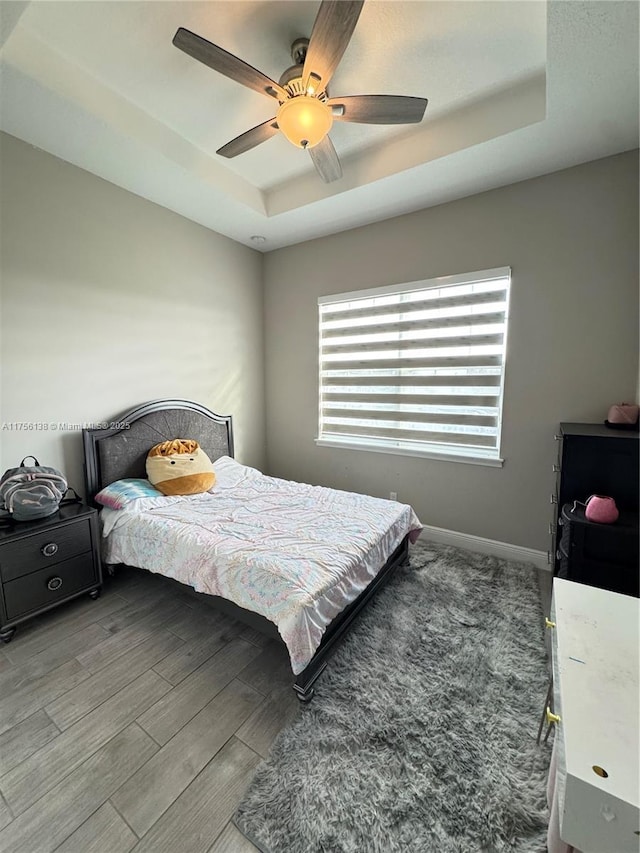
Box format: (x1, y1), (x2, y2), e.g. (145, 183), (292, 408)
(0, 1), (637, 250)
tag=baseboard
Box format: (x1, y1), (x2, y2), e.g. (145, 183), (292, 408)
(420, 524), (550, 571)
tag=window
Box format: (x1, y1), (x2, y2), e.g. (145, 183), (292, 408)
(317, 267), (511, 465)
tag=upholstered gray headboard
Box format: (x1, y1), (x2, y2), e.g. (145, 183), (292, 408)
(83, 399), (233, 504)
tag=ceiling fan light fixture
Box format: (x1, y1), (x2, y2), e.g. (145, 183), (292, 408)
(173, 2), (427, 182)
(276, 95), (333, 149)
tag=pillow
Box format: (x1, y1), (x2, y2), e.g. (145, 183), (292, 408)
(146, 439), (216, 496)
(95, 478), (162, 510)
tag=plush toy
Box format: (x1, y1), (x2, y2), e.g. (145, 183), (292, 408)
(146, 439), (216, 496)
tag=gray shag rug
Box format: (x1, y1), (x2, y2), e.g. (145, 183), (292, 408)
(235, 541), (551, 853)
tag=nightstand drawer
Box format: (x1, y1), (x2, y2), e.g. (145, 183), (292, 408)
(0, 519), (92, 582)
(3, 552), (97, 620)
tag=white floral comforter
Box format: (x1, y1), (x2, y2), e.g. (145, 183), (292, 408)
(101, 457), (422, 674)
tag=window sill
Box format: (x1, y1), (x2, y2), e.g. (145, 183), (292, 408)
(314, 437), (504, 468)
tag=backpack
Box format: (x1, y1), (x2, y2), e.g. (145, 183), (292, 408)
(0, 456), (72, 522)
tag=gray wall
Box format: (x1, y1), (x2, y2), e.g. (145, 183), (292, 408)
(1, 135), (637, 553)
(263, 151), (639, 552)
(0, 132), (265, 496)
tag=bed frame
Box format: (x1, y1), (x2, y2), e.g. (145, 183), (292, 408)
(83, 399), (409, 702)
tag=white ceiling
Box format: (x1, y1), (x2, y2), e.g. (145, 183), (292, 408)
(0, 1), (638, 251)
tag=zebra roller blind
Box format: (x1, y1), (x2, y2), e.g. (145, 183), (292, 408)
(318, 267), (511, 461)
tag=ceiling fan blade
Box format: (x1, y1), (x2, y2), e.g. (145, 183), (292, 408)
(173, 28), (288, 102)
(328, 95), (428, 124)
(217, 118), (280, 158)
(303, 1), (364, 92)
(308, 135), (342, 183)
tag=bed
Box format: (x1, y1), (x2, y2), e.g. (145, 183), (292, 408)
(83, 399), (422, 701)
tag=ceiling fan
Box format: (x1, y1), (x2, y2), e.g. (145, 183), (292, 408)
(172, 0), (428, 183)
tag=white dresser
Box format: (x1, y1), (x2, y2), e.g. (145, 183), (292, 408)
(548, 578), (639, 853)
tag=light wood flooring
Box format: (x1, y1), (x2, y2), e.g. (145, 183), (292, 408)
(0, 566), (300, 853)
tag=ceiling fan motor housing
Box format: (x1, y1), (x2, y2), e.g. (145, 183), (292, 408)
(279, 66), (328, 101)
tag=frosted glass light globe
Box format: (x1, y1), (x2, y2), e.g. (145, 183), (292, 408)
(277, 96), (333, 149)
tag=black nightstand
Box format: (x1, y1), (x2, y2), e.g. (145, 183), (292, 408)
(0, 504), (102, 642)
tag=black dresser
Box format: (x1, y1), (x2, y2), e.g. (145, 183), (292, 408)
(550, 423), (639, 597)
(0, 504), (102, 642)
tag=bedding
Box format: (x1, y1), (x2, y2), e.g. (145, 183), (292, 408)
(101, 456), (422, 675)
(95, 478), (162, 509)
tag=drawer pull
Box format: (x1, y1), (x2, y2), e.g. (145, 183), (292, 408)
(41, 543), (59, 558)
(550, 493), (558, 504)
(545, 617), (556, 629)
(552, 463), (560, 473)
(47, 576), (63, 592)
(546, 707), (561, 725)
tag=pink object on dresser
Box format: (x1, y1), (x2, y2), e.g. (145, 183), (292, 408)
(584, 494), (619, 524)
(606, 403), (639, 425)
